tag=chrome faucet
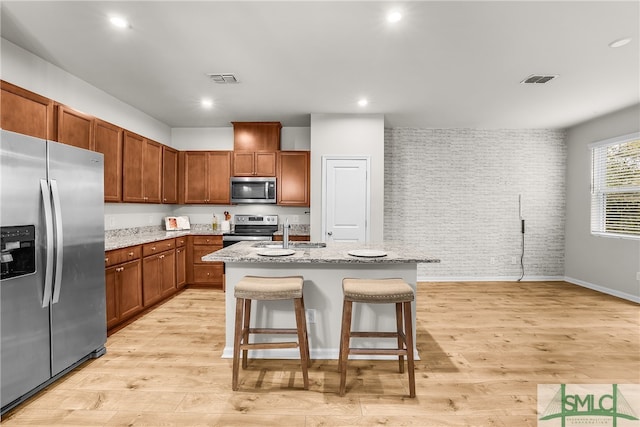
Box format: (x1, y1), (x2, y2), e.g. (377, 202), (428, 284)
(283, 218), (290, 249)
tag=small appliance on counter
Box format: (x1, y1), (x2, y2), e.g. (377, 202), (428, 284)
(222, 214), (278, 247)
(221, 211), (231, 232)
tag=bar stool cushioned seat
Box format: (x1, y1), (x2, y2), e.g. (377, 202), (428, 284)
(232, 275), (310, 391)
(339, 278), (416, 397)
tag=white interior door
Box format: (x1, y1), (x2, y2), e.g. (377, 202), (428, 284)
(322, 157), (370, 243)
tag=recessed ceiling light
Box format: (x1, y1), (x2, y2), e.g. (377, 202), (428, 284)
(358, 99), (368, 107)
(109, 15), (129, 29)
(609, 37), (632, 48)
(387, 11), (402, 23)
(201, 99), (213, 109)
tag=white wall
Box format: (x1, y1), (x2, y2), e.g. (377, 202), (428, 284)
(309, 114), (385, 242)
(0, 39), (171, 144)
(171, 126), (310, 151)
(564, 104), (640, 302)
(385, 128), (567, 281)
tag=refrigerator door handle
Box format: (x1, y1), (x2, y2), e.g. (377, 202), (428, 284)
(40, 179), (54, 308)
(50, 179), (64, 304)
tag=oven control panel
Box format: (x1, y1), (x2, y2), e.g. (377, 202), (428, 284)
(234, 215), (277, 225)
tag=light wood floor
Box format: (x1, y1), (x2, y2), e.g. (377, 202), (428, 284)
(2, 281), (638, 426)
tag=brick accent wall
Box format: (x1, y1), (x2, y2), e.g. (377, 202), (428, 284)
(384, 128), (566, 280)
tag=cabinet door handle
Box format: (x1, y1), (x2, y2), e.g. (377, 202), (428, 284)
(128, 252), (134, 257)
(159, 254), (164, 259)
(105, 257), (109, 263)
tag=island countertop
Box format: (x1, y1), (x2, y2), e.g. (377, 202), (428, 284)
(201, 241), (440, 264)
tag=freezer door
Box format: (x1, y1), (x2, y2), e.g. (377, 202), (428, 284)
(47, 141), (106, 376)
(0, 131), (52, 409)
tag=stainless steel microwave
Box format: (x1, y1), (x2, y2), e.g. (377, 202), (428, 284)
(230, 177), (276, 204)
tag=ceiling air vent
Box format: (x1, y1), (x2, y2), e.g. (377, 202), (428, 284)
(207, 73), (239, 84)
(521, 74), (558, 84)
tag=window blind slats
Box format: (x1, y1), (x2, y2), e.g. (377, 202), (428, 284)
(591, 137), (640, 238)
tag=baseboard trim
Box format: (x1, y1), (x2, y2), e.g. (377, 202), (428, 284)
(564, 276), (640, 304)
(418, 275), (565, 282)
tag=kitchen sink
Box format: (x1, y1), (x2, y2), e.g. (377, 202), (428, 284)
(252, 242), (326, 249)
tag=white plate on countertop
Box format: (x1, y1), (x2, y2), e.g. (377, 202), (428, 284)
(347, 249), (387, 258)
(256, 249), (296, 257)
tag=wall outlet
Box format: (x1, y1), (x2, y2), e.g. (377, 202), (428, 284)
(490, 257), (497, 265)
(107, 216), (116, 227)
(511, 256), (518, 265)
(636, 272), (640, 281)
(291, 215), (299, 224)
(306, 309), (316, 324)
(148, 215), (154, 224)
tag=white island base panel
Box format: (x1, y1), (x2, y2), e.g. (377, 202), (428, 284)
(222, 262), (419, 360)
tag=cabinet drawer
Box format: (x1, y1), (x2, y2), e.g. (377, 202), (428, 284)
(193, 264), (224, 283)
(193, 246), (222, 264)
(105, 246), (141, 267)
(175, 236), (187, 247)
(192, 235), (222, 246)
(143, 239), (175, 257)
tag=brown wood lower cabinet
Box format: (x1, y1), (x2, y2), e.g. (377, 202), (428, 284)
(142, 239), (176, 307)
(105, 246), (143, 330)
(105, 238), (185, 333)
(176, 237), (187, 289)
(187, 235), (224, 288)
(273, 234), (310, 242)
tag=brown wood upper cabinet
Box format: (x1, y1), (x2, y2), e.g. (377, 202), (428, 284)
(1, 81), (55, 140)
(94, 119), (123, 202)
(56, 104), (94, 150)
(232, 122), (280, 176)
(179, 151), (232, 204)
(233, 151), (276, 176)
(232, 122), (281, 152)
(123, 131), (162, 203)
(277, 151), (310, 207)
(162, 145), (179, 204)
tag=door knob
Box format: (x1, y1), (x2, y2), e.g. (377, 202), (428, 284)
(327, 231), (333, 236)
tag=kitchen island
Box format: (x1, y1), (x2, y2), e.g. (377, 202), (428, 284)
(202, 241), (439, 360)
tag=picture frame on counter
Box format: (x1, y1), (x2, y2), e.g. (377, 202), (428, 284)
(165, 216), (191, 231)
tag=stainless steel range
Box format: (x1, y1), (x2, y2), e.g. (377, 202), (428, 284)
(222, 215), (278, 247)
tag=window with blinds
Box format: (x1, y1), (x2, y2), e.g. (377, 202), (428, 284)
(590, 132), (640, 239)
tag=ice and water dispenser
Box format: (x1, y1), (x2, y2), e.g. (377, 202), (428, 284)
(0, 225), (36, 280)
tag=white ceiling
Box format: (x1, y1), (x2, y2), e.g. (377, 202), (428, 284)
(1, 1), (638, 129)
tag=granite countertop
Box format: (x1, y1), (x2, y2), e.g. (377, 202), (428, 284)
(105, 226), (224, 251)
(201, 241), (440, 264)
(105, 223), (312, 251)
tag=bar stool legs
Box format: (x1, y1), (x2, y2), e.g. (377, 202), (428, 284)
(232, 275), (310, 391)
(338, 278), (416, 398)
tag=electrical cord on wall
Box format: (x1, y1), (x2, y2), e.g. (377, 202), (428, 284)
(517, 218), (525, 281)
(517, 194), (525, 282)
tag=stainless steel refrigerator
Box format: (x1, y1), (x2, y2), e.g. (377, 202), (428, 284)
(1, 129), (107, 414)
